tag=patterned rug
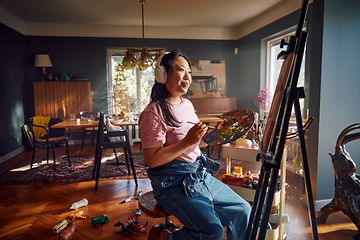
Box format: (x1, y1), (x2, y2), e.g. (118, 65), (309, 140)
(0, 153), (147, 184)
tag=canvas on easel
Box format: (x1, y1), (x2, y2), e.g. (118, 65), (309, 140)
(261, 52), (295, 152)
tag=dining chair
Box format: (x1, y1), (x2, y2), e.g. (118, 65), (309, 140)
(22, 118), (71, 171)
(93, 112), (138, 191)
(79, 111), (98, 151)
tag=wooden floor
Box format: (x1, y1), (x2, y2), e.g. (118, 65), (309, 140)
(0, 146), (358, 240)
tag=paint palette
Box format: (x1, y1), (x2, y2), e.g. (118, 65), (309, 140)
(202, 109), (255, 145)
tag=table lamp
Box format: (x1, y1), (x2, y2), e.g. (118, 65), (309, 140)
(34, 54), (53, 80)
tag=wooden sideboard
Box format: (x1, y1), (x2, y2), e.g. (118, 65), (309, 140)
(189, 97), (237, 116)
(33, 81), (93, 117)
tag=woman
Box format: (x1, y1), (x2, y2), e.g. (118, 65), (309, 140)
(139, 50), (251, 240)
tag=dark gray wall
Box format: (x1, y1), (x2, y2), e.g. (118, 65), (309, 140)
(230, 11), (300, 110)
(316, 0), (360, 200)
(25, 37), (236, 115)
(0, 23), (26, 156)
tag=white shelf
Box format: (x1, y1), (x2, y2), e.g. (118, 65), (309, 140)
(221, 142), (287, 240)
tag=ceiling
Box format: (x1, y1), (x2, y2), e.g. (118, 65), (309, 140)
(0, 0), (303, 40)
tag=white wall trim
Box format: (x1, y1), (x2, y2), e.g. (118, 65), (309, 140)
(0, 146), (25, 165)
(315, 198), (332, 212)
(235, 0), (303, 39)
(24, 23), (237, 40)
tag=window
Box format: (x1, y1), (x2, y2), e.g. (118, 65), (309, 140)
(107, 49), (155, 115)
(264, 30), (306, 118)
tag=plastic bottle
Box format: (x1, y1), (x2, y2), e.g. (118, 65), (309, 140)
(70, 198), (88, 210)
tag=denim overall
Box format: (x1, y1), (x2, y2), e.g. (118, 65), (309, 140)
(147, 154), (251, 240)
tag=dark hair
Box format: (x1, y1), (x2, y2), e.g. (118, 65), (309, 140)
(150, 50), (191, 127)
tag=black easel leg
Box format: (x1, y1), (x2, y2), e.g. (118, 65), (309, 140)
(258, 167), (281, 240)
(246, 165), (271, 240)
(294, 98), (319, 240)
(245, 169), (263, 239)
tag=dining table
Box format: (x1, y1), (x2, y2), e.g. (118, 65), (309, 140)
(51, 119), (98, 129)
(51, 119), (139, 129)
(111, 120), (138, 127)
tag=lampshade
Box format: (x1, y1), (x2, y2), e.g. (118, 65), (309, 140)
(34, 54), (53, 68)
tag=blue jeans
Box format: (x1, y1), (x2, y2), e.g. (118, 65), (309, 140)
(148, 157), (251, 240)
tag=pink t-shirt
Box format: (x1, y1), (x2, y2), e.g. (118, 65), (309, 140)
(139, 98), (201, 163)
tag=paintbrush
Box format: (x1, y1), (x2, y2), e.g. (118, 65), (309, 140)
(187, 121), (216, 129)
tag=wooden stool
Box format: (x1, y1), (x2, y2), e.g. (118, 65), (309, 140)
(138, 191), (176, 239)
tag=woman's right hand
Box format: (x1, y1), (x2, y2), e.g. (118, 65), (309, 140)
(183, 121), (208, 145)
(143, 121), (208, 168)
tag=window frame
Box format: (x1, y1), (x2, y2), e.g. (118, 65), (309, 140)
(106, 48), (126, 114)
(106, 48), (156, 115)
(261, 27), (308, 119)
(265, 31), (295, 96)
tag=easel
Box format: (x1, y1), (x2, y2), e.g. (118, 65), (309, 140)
(245, 0), (319, 239)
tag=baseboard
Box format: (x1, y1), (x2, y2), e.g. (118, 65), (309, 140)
(315, 198), (332, 211)
(0, 146), (25, 165)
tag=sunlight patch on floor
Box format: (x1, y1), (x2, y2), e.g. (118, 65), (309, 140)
(0, 218), (33, 238)
(10, 160), (53, 172)
(302, 222), (357, 234)
(100, 153), (124, 163)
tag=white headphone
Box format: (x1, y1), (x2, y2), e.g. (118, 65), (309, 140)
(155, 52), (169, 84)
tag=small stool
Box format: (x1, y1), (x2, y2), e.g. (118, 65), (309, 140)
(138, 191), (176, 240)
